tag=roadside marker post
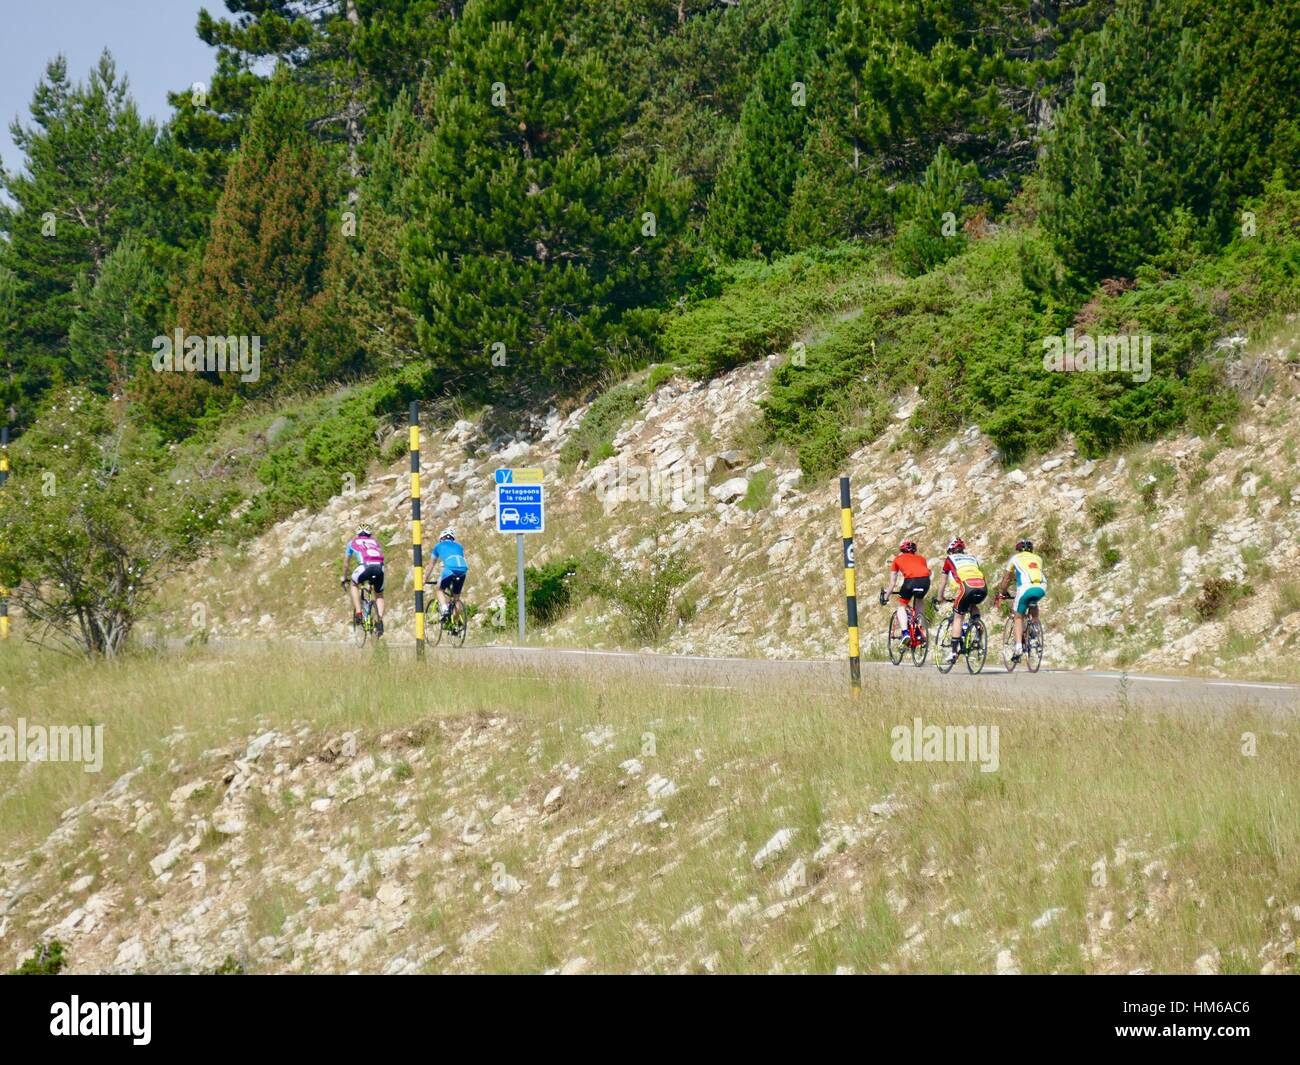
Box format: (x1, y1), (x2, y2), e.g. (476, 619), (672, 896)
(495, 467), (544, 645)
(410, 403), (424, 660)
(0, 427), (8, 640)
(840, 476), (861, 694)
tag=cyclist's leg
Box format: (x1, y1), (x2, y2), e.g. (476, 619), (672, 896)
(349, 565), (364, 619)
(372, 566), (386, 619)
(1013, 587), (1032, 651)
(435, 575), (450, 616)
(440, 572), (465, 616)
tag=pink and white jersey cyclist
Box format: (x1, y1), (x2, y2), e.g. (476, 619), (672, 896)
(345, 528), (385, 591)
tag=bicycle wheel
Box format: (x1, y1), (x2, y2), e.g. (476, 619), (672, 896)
(1001, 614), (1017, 672)
(1025, 617), (1044, 673)
(966, 617), (988, 675)
(352, 599), (368, 647)
(910, 614), (929, 667)
(887, 614), (905, 666)
(450, 599), (468, 648)
(934, 615), (956, 673)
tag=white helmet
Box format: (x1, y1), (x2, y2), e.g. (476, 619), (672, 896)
(356, 522), (373, 537)
(439, 527), (456, 542)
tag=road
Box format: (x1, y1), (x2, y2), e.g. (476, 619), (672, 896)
(199, 637), (1300, 715)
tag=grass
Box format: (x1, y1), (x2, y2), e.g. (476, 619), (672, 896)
(2, 642), (1297, 974)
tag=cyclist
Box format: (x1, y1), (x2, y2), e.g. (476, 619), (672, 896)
(343, 522), (386, 636)
(882, 539), (931, 646)
(424, 527), (469, 622)
(997, 538), (1047, 662)
(934, 537), (987, 666)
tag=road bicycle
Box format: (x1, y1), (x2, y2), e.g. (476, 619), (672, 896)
(998, 593), (1044, 673)
(880, 588), (928, 667)
(431, 589), (468, 648)
(934, 596), (988, 674)
(343, 578), (381, 646)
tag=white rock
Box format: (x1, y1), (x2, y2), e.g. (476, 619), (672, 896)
(995, 949), (1021, 975)
(543, 785), (563, 809)
(777, 859), (807, 898)
(310, 798), (332, 813)
(710, 477), (749, 504)
(1193, 952), (1219, 975)
(752, 828), (795, 869)
(1007, 469), (1028, 485)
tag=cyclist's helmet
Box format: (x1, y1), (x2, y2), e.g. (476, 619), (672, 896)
(356, 522), (372, 537)
(947, 537), (965, 554)
(899, 539), (917, 554)
(439, 527), (456, 542)
(1016, 538), (1034, 552)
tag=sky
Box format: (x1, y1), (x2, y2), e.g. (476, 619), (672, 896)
(0, 0), (218, 181)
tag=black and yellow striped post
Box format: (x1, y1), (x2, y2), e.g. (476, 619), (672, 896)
(840, 475), (860, 694)
(409, 403), (425, 660)
(0, 427), (9, 640)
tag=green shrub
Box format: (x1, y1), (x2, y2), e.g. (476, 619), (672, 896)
(1097, 535), (1121, 570)
(9, 941), (66, 975)
(501, 555), (589, 626)
(590, 546), (698, 644)
(558, 384), (648, 471)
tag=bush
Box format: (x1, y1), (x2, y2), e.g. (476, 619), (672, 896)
(558, 384), (648, 471)
(9, 941), (66, 975)
(500, 555), (588, 626)
(590, 545), (698, 644)
(1087, 496), (1119, 529)
(1097, 535), (1121, 570)
(0, 390), (229, 656)
(1195, 577), (1249, 621)
(244, 390), (380, 528)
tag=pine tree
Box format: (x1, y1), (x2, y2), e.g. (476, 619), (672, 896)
(0, 53), (155, 411)
(704, 0), (838, 259)
(402, 0), (693, 401)
(147, 72), (338, 429)
(68, 234), (162, 393)
(1040, 0), (1223, 281)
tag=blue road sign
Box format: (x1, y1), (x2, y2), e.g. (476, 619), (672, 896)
(497, 483), (544, 533)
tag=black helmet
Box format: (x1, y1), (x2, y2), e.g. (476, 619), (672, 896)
(1016, 539), (1034, 552)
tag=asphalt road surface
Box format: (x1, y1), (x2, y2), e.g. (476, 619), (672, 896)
(201, 637), (1300, 715)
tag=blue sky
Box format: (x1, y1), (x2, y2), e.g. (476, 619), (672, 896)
(1, 0), (217, 180)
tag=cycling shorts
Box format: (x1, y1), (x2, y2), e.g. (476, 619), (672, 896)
(351, 563), (385, 592)
(896, 576), (930, 605)
(439, 572), (466, 595)
(955, 586), (987, 614)
(1014, 584), (1045, 615)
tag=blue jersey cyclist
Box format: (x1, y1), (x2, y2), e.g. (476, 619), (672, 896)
(424, 527), (469, 621)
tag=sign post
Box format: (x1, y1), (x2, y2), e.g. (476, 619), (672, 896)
(496, 467), (545, 645)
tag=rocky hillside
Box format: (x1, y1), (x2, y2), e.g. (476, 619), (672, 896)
(5, 646), (1297, 975)
(153, 318), (1300, 680)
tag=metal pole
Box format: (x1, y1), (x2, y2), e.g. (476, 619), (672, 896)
(1, 426), (8, 640)
(840, 476), (860, 694)
(409, 403), (424, 659)
(516, 532), (526, 644)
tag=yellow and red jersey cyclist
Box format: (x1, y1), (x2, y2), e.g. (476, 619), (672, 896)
(935, 537), (987, 664)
